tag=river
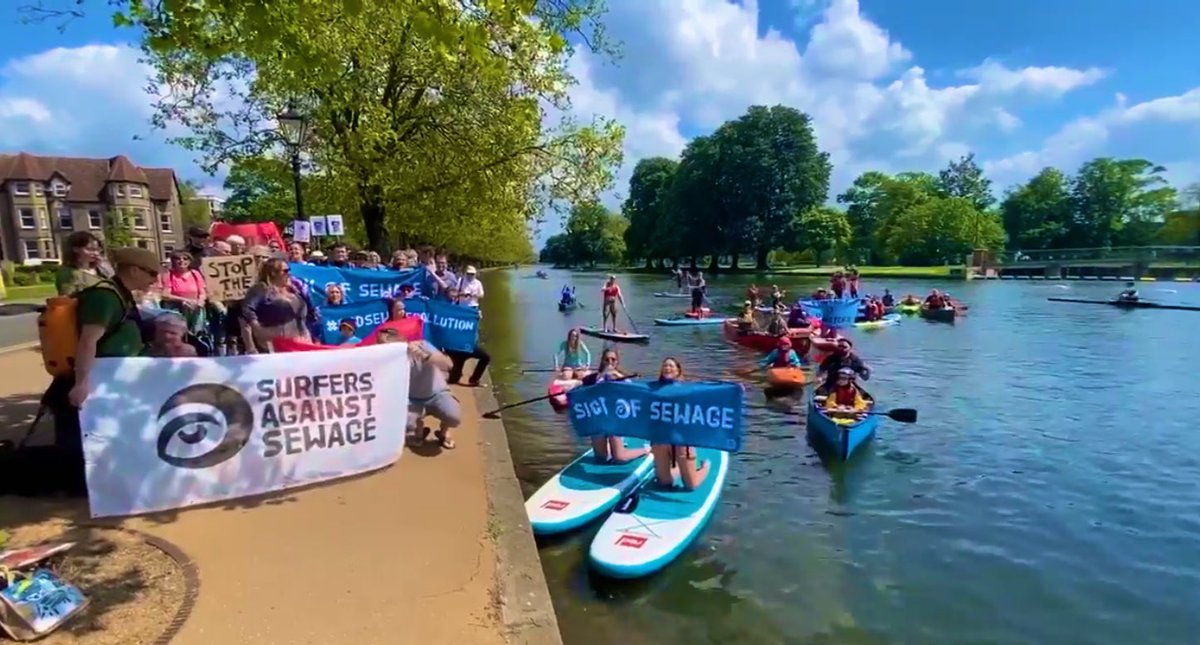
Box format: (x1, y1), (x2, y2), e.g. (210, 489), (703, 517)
(478, 268), (1200, 645)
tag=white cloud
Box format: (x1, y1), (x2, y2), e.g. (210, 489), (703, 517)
(994, 108), (1022, 132)
(0, 97), (51, 124)
(959, 58), (1107, 98)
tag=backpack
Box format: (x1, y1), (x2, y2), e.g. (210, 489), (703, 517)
(37, 280), (139, 377)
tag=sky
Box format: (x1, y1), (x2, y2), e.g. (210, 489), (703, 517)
(1, 0), (1198, 241)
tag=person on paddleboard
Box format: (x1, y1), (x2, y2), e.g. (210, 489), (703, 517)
(689, 271), (707, 314)
(580, 348), (648, 463)
(758, 337), (806, 369)
(831, 271), (846, 298)
(824, 367), (869, 420)
(673, 267), (685, 294)
(1118, 282), (1139, 302)
(649, 357), (709, 491)
(601, 275), (625, 333)
(847, 268), (861, 298)
(747, 284), (761, 308)
(554, 328), (592, 375)
(816, 337), (870, 392)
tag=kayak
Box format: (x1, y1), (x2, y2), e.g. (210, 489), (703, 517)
(588, 448), (729, 578)
(580, 327), (651, 343)
(1047, 297), (1200, 312)
(547, 380), (569, 413)
(919, 306), (957, 323)
(684, 307), (712, 318)
(766, 366), (807, 388)
(653, 292), (691, 298)
(806, 389), (878, 460)
(653, 317), (728, 326)
(897, 302), (921, 314)
(721, 320), (818, 352)
(557, 300), (579, 312)
(855, 313), (901, 329)
(525, 443), (655, 535)
(811, 336), (840, 353)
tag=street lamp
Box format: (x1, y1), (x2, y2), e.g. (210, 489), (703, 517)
(277, 102), (309, 220)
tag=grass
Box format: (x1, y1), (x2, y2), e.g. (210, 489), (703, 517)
(3, 283), (55, 302)
(772, 265), (953, 277)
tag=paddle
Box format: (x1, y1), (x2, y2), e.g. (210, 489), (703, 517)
(865, 408), (918, 423)
(621, 299), (641, 335)
(480, 373), (639, 419)
(521, 368), (561, 374)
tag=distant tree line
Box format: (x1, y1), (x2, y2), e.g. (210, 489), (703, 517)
(540, 103), (1199, 269)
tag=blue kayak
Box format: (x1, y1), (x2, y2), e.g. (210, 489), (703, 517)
(806, 390), (879, 460)
(588, 448), (730, 578)
(653, 317), (728, 326)
(525, 441), (654, 535)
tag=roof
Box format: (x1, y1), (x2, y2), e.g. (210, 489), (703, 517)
(0, 152), (180, 202)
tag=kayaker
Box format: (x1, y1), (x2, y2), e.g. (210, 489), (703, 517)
(769, 285), (785, 308)
(882, 289), (895, 307)
(900, 293), (921, 306)
(736, 301), (757, 332)
(747, 284), (761, 308)
(1118, 282), (1139, 302)
(560, 285), (575, 306)
(649, 358), (709, 491)
(758, 337), (806, 369)
(831, 271), (846, 298)
(689, 271), (707, 314)
(581, 348), (648, 463)
(923, 289), (946, 309)
(553, 328), (592, 373)
(812, 287), (829, 301)
(787, 302), (811, 328)
(600, 275), (625, 333)
(823, 367), (869, 420)
(847, 268), (860, 298)
(765, 304), (790, 337)
(816, 337), (870, 391)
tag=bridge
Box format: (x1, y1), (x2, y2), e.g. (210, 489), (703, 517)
(990, 246), (1200, 280)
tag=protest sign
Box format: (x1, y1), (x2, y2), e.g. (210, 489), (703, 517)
(289, 263), (427, 304)
(566, 380), (745, 451)
(310, 216), (328, 237)
(326, 214), (345, 236)
(404, 298), (480, 353)
(318, 300), (389, 345)
(816, 297), (861, 330)
(291, 219), (311, 243)
(202, 254), (261, 301)
(80, 343), (411, 517)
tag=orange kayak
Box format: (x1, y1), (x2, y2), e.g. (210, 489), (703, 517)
(766, 367), (807, 388)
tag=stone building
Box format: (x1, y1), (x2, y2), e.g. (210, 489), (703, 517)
(0, 152), (185, 264)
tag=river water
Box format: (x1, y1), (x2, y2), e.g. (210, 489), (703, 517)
(478, 269), (1200, 645)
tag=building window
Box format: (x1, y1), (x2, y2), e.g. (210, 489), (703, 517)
(13, 182), (29, 196)
(52, 182), (67, 197)
(23, 240), (39, 259)
(162, 244), (175, 257)
(115, 184), (125, 197)
(88, 209), (103, 229)
(129, 185), (143, 198)
(57, 207), (73, 230)
(33, 184), (44, 196)
(133, 209), (148, 229)
(41, 240), (56, 258)
(18, 209), (35, 229)
(135, 239), (150, 250)
(159, 210), (172, 232)
(38, 208), (48, 229)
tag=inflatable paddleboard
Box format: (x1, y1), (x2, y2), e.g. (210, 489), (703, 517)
(653, 292), (691, 298)
(653, 317), (728, 326)
(526, 442), (655, 535)
(854, 313), (901, 329)
(580, 327), (651, 343)
(588, 448), (730, 578)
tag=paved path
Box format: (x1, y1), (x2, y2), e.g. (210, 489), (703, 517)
(0, 311), (38, 350)
(0, 347), (559, 645)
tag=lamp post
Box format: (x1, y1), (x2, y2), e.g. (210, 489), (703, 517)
(277, 102), (309, 220)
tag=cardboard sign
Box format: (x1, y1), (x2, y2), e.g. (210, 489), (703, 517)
(202, 254), (262, 301)
(310, 215), (328, 237)
(326, 214), (345, 236)
(291, 219), (311, 243)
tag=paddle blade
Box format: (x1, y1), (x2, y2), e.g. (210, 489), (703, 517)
(482, 411), (502, 420)
(887, 408), (918, 423)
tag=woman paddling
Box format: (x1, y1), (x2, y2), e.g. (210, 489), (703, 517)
(600, 275), (625, 333)
(649, 358), (709, 490)
(581, 348), (648, 463)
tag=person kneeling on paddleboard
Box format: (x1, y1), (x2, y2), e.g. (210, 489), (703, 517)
(581, 348), (648, 464)
(758, 337), (806, 370)
(649, 358), (709, 491)
(553, 328), (592, 377)
(824, 367), (869, 421)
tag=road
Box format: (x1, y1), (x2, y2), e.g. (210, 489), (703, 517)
(0, 309), (39, 349)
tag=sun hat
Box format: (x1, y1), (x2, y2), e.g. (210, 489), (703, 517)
(465, 265), (477, 274)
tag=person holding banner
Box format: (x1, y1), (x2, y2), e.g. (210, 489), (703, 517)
(581, 348), (649, 463)
(241, 258), (311, 353)
(649, 358), (710, 491)
(406, 339), (462, 450)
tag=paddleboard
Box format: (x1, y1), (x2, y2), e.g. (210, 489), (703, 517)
(526, 442), (655, 535)
(653, 317), (728, 326)
(653, 292), (691, 298)
(854, 313), (901, 329)
(580, 327), (651, 343)
(588, 448), (730, 578)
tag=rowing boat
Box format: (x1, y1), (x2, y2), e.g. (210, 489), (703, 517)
(806, 388), (878, 460)
(919, 306), (957, 323)
(721, 320), (816, 352)
(1046, 297), (1200, 312)
(580, 327), (651, 343)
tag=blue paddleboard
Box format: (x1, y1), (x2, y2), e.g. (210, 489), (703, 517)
(525, 440), (654, 535)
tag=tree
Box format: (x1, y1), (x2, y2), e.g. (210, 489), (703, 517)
(667, 135), (727, 268)
(623, 157), (678, 267)
(1069, 158), (1176, 248)
(937, 153), (994, 212)
(884, 197), (1005, 265)
(837, 171), (889, 264)
(104, 209), (134, 249)
(1000, 167), (1072, 250)
(561, 202), (626, 266)
(791, 206), (851, 266)
(539, 233), (572, 265)
(220, 157), (300, 225)
(177, 179), (213, 229)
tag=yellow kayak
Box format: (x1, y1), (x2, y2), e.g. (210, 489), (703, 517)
(897, 303), (921, 315)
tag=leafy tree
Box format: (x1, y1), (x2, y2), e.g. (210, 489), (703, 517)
(791, 206), (852, 266)
(561, 202), (627, 266)
(539, 233), (573, 265)
(1000, 167), (1072, 250)
(667, 135), (727, 268)
(1069, 158), (1176, 247)
(871, 172), (939, 263)
(178, 179), (213, 229)
(837, 171), (889, 264)
(884, 197), (1005, 265)
(104, 209), (134, 248)
(937, 153), (994, 212)
(623, 157), (678, 266)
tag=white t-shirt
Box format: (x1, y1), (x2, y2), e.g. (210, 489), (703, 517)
(458, 277), (484, 307)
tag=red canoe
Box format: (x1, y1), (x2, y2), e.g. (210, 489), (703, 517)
(722, 319), (821, 352)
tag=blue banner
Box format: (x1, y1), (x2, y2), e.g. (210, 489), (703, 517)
(405, 299), (481, 353)
(816, 297), (861, 330)
(566, 380), (745, 452)
(289, 263), (429, 305)
(318, 300), (389, 344)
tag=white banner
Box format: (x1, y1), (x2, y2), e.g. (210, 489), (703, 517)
(80, 343), (410, 517)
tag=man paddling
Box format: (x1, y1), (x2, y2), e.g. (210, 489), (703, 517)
(816, 337), (870, 392)
(1117, 282), (1139, 303)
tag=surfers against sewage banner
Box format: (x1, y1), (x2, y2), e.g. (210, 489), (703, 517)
(566, 380), (745, 452)
(79, 343), (410, 517)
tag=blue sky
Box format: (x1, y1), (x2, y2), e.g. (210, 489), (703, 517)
(2, 0), (1198, 235)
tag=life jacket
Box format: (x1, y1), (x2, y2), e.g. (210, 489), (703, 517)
(38, 279), (139, 377)
(833, 384), (859, 406)
(773, 349), (794, 368)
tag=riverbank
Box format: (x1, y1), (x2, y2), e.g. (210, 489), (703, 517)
(0, 345), (560, 645)
(566, 265), (955, 279)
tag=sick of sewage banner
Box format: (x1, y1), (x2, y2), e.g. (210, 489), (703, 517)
(566, 380), (745, 452)
(289, 263), (431, 305)
(816, 297), (861, 330)
(319, 298), (479, 352)
(79, 343), (411, 518)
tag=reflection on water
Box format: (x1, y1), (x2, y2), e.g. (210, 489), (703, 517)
(480, 269), (1200, 645)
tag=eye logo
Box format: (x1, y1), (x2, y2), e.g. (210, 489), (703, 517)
(614, 399), (632, 419)
(156, 384), (254, 469)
